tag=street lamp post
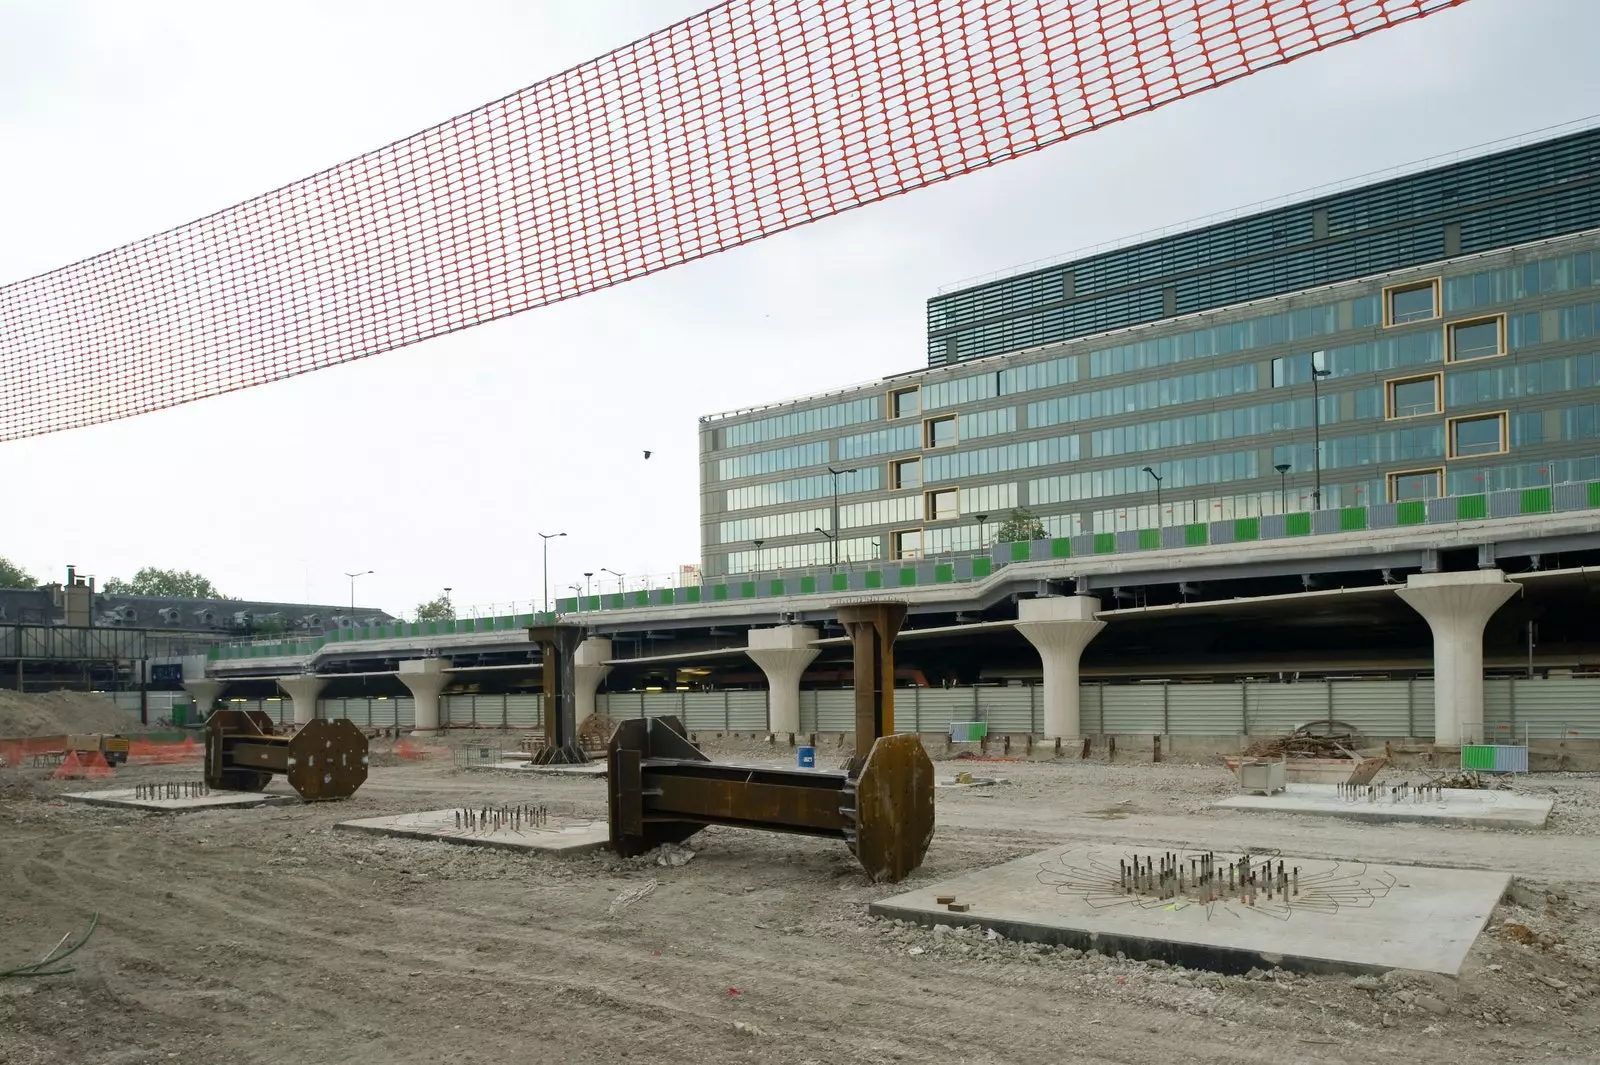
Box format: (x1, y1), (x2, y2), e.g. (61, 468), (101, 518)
(814, 526), (835, 565)
(751, 539), (764, 577)
(537, 531), (566, 614)
(602, 568), (625, 597)
(583, 572), (593, 599)
(343, 569), (372, 612)
(1274, 462), (1291, 515)
(973, 513), (988, 551)
(826, 466), (858, 568)
(1311, 363), (1332, 510)
(1140, 467), (1163, 527)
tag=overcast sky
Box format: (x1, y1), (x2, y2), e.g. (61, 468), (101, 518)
(2, 0), (1597, 617)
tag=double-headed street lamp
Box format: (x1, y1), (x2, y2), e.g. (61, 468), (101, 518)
(826, 466), (858, 568)
(537, 531), (566, 614)
(343, 569), (372, 611)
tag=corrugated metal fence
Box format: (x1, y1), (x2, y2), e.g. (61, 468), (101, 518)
(102, 678), (1600, 738)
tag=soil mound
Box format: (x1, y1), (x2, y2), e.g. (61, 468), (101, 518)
(0, 689), (146, 738)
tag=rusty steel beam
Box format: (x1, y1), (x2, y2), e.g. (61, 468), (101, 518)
(528, 625), (587, 764)
(607, 715), (932, 881)
(605, 600), (933, 882)
(203, 709), (368, 801)
(836, 601), (906, 760)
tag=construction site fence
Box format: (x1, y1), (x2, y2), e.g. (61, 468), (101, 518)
(77, 677), (1600, 741)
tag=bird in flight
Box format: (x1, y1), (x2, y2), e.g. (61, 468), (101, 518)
(643, 450), (653, 459)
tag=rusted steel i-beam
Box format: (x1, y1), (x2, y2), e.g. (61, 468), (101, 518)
(837, 601), (907, 760)
(203, 709), (368, 800)
(606, 599), (933, 882)
(528, 625), (587, 764)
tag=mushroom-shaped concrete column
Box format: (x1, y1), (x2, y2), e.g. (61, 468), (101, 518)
(399, 658), (451, 736)
(573, 637), (613, 728)
(1015, 596), (1105, 740)
(181, 678), (226, 719)
(1396, 570), (1518, 746)
(276, 673), (326, 726)
(747, 626), (820, 736)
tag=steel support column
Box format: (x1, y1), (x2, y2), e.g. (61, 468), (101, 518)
(837, 601), (907, 759)
(529, 625), (588, 763)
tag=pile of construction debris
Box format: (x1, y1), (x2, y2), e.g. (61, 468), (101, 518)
(1241, 732), (1362, 760)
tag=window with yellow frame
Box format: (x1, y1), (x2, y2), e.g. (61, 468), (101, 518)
(1387, 468), (1443, 502)
(1446, 314), (1505, 362)
(1383, 278), (1439, 327)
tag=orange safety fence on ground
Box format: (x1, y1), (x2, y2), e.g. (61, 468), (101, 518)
(79, 750), (116, 779)
(2, 736), (74, 768)
(127, 736), (202, 765)
(48, 749), (114, 781)
(392, 737), (449, 761)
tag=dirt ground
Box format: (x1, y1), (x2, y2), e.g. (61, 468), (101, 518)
(3, 739), (1598, 1065)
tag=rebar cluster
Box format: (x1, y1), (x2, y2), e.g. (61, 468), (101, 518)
(453, 804), (549, 833)
(1337, 782), (1446, 804)
(1119, 851), (1300, 907)
(135, 781), (210, 800)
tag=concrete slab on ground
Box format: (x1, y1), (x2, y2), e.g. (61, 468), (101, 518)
(870, 842), (1508, 976)
(62, 788), (293, 813)
(462, 760), (608, 777)
(520, 762), (608, 778)
(1213, 783), (1553, 829)
(336, 809), (610, 855)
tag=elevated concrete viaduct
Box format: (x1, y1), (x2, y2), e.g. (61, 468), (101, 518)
(164, 509), (1600, 746)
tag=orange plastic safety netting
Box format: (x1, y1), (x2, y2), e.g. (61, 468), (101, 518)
(0, 0), (1469, 440)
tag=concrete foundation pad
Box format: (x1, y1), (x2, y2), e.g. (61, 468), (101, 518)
(62, 788), (292, 813)
(336, 809), (611, 855)
(871, 842), (1508, 976)
(520, 762), (608, 778)
(461, 760), (608, 777)
(1213, 783), (1553, 829)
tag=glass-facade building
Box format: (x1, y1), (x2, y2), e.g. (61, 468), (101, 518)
(697, 127), (1600, 578)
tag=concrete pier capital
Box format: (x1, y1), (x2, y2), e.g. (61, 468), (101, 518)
(1015, 596), (1105, 741)
(747, 625), (821, 736)
(1396, 569), (1518, 746)
(399, 658), (452, 736)
(276, 673), (326, 726)
(181, 678), (225, 718)
(573, 637), (613, 728)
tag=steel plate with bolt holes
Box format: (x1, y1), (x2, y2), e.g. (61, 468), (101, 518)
(285, 718), (369, 801)
(851, 732), (935, 883)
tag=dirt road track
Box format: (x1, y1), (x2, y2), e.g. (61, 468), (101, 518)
(2, 756), (1596, 1064)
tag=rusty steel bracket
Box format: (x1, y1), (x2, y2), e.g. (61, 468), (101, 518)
(604, 601), (933, 882)
(528, 625), (588, 764)
(203, 709), (368, 801)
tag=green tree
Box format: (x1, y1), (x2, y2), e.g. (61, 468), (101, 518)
(0, 556), (35, 590)
(251, 616), (287, 637)
(104, 566), (227, 598)
(414, 594), (455, 622)
(995, 508), (1047, 543)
